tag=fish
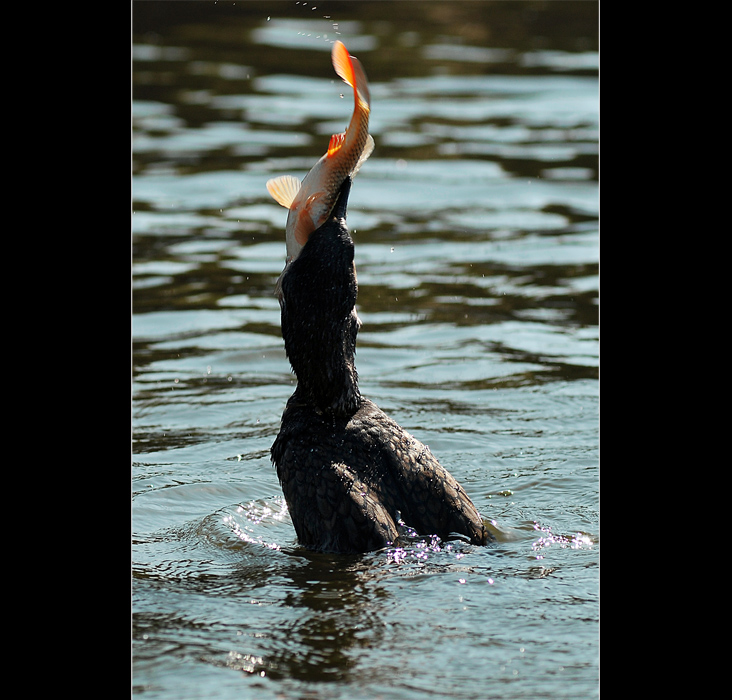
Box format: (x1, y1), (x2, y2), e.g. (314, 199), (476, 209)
(266, 40), (375, 269)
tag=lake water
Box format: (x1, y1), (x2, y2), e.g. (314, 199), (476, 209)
(132, 2), (599, 698)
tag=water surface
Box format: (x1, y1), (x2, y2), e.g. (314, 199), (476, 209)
(133, 2), (599, 698)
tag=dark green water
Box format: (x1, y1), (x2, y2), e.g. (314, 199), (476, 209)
(132, 2), (599, 698)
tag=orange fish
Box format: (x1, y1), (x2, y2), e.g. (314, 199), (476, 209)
(266, 40), (375, 267)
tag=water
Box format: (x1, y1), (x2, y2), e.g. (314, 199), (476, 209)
(132, 2), (599, 698)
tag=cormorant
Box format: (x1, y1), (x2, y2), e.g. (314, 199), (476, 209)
(271, 177), (491, 553)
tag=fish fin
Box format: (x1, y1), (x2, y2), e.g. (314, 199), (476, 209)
(332, 40), (356, 90)
(327, 132), (347, 158)
(332, 40), (370, 107)
(351, 134), (375, 177)
(293, 203), (319, 246)
(349, 55), (370, 107)
(266, 175), (301, 209)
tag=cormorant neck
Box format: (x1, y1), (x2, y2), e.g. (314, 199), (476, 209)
(278, 207), (362, 417)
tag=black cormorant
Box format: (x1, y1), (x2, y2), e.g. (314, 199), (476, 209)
(271, 177), (491, 553)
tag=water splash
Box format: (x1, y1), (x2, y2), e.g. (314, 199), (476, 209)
(531, 522), (594, 558)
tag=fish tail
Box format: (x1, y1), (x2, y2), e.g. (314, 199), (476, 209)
(332, 40), (370, 109)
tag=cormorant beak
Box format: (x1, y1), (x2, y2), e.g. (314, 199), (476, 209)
(329, 176), (352, 224)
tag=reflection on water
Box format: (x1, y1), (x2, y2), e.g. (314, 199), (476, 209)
(133, 2), (598, 699)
